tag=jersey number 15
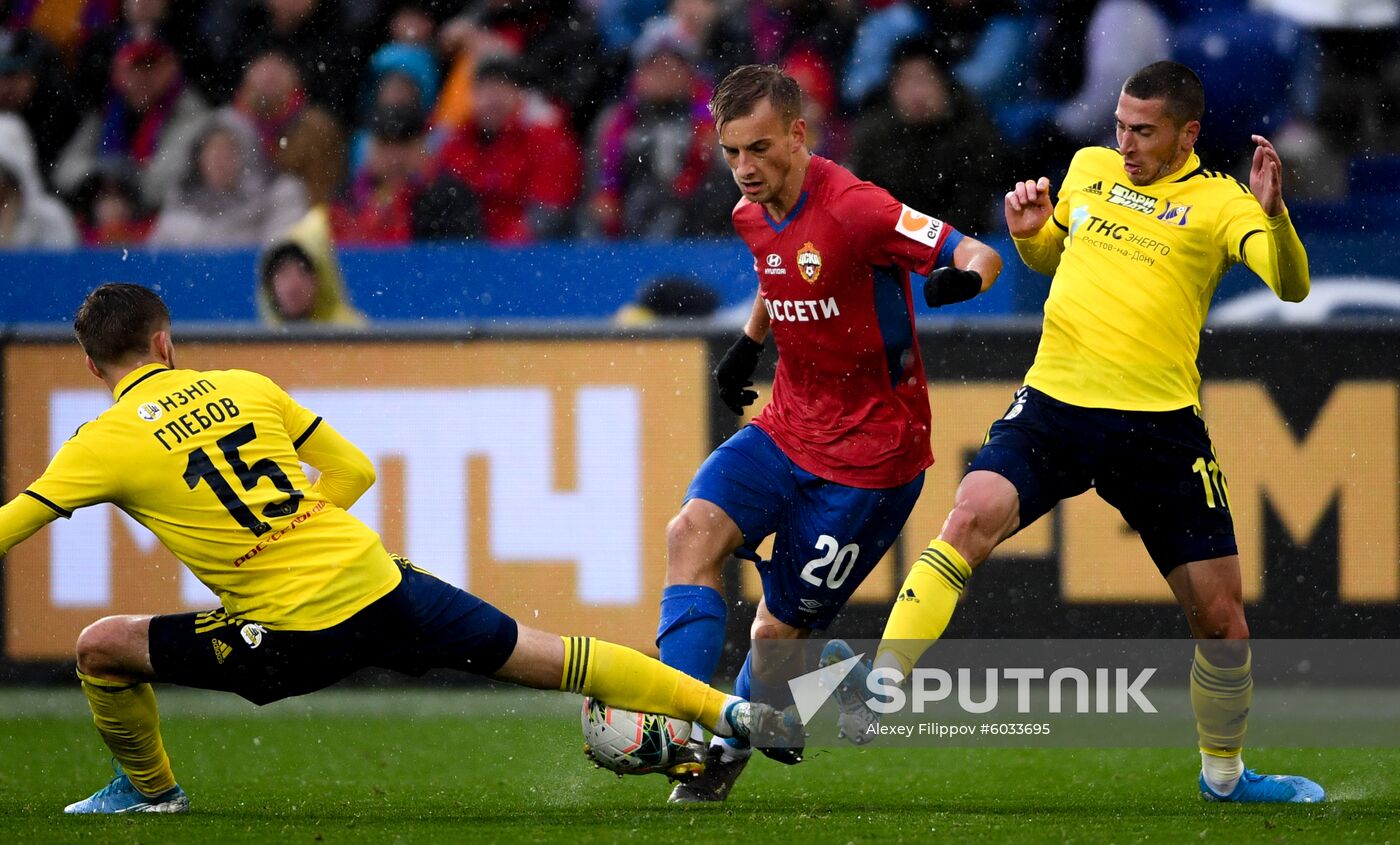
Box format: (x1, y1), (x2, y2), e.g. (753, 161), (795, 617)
(183, 422), (304, 536)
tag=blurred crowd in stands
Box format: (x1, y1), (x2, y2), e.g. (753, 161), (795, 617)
(0, 0), (1396, 254)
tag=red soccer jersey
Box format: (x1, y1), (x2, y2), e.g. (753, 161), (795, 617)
(734, 155), (957, 488)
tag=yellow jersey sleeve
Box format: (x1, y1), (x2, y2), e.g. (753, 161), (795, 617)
(1217, 194), (1311, 303)
(265, 372), (322, 445)
(26, 435), (117, 514)
(1217, 189), (1268, 266)
(2, 425), (117, 556)
(0, 493), (62, 556)
(297, 419), (377, 510)
(1012, 217), (1068, 277)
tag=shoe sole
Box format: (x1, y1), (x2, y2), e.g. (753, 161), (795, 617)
(664, 760), (706, 781)
(65, 796), (189, 815)
(583, 742), (708, 781)
(667, 790), (728, 804)
(127, 798), (190, 813)
(668, 752), (749, 803)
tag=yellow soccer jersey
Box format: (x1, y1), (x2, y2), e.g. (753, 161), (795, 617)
(0, 364), (400, 630)
(1015, 146), (1309, 410)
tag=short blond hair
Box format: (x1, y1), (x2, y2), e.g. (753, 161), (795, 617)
(709, 64), (802, 128)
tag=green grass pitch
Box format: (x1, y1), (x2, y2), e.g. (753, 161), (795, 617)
(2, 686), (1397, 844)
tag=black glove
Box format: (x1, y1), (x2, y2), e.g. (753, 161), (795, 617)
(923, 267), (983, 307)
(714, 333), (764, 414)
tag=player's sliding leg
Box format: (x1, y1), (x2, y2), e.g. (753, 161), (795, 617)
(492, 624), (759, 742)
(66, 615), (189, 814)
(1168, 557), (1324, 803)
(873, 471), (1018, 682)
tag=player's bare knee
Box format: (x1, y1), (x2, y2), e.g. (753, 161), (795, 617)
(74, 617), (122, 676)
(940, 504), (977, 540)
(665, 505), (733, 584)
(665, 508), (701, 551)
(940, 504), (996, 565)
(1206, 614), (1249, 641)
(1193, 601), (1249, 640)
(750, 619), (802, 641)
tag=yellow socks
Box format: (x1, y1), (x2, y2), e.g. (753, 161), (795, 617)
(78, 672), (176, 796)
(1192, 644), (1251, 776)
(559, 636), (733, 737)
(875, 539), (972, 678)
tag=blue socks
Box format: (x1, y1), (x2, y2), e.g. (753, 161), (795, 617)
(734, 651), (753, 700)
(656, 584), (727, 682)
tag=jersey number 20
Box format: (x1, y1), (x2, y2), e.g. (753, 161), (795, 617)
(801, 535), (860, 590)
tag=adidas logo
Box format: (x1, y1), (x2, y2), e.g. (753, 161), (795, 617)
(211, 638), (232, 664)
(897, 587), (919, 603)
(1084, 181), (1103, 195)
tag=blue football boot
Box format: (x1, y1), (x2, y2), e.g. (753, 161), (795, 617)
(819, 639), (878, 745)
(64, 761), (189, 814)
(1199, 768), (1325, 803)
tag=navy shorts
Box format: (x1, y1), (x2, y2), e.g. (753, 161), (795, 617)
(969, 386), (1237, 575)
(148, 555), (519, 705)
(687, 425), (924, 630)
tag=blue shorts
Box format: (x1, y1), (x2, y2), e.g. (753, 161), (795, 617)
(149, 555), (519, 705)
(968, 386), (1237, 575)
(686, 425), (924, 630)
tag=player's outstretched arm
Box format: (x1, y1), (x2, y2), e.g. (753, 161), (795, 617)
(0, 438), (109, 556)
(295, 420), (377, 509)
(924, 236), (1003, 307)
(1241, 135), (1309, 303)
(1005, 176), (1065, 276)
(0, 493), (62, 557)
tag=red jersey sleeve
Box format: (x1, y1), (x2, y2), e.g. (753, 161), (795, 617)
(841, 182), (955, 277)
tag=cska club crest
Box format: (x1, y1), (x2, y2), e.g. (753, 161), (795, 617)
(796, 242), (822, 284)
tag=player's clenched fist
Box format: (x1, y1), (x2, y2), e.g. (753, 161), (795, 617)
(1004, 177), (1054, 239)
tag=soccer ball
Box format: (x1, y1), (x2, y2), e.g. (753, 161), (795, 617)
(580, 697), (693, 776)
